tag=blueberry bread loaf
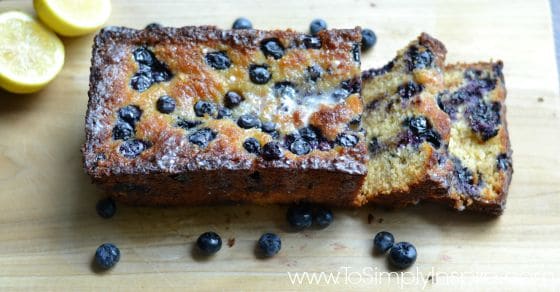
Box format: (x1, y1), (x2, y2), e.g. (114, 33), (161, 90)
(434, 62), (512, 214)
(82, 26), (368, 206)
(360, 33), (453, 207)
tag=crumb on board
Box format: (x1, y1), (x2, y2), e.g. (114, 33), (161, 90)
(227, 238), (235, 247)
(367, 213), (374, 224)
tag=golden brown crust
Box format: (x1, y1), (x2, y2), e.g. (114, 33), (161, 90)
(82, 25), (367, 206)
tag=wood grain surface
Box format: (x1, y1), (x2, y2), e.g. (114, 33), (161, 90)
(0, 0), (559, 290)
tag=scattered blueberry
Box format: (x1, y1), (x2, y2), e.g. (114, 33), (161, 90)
(313, 207), (333, 228)
(262, 142), (284, 160)
(119, 139), (147, 157)
(261, 38), (285, 60)
(112, 121), (134, 140)
(287, 204), (313, 230)
(217, 107), (232, 119)
(258, 233), (281, 257)
(289, 139), (311, 155)
(309, 19), (327, 36)
(373, 231), (394, 253)
(307, 65), (322, 82)
(340, 78), (361, 94)
(336, 133), (359, 147)
(361, 28), (377, 51)
(397, 81), (423, 99)
(96, 197), (116, 219)
(224, 91), (243, 108)
(156, 95), (176, 114)
(237, 114), (261, 129)
(389, 242), (417, 269)
(150, 63), (172, 82)
(408, 116), (428, 135)
(243, 138), (261, 154)
(194, 100), (217, 117)
(232, 17), (252, 29)
(249, 65), (271, 84)
(145, 22), (162, 30)
(95, 243), (120, 270)
(205, 51), (231, 70)
(188, 128), (217, 148)
(130, 72), (153, 92)
(196, 232), (222, 255)
(299, 127), (319, 142)
(466, 100), (501, 141)
(118, 105), (142, 125)
(303, 36), (321, 49)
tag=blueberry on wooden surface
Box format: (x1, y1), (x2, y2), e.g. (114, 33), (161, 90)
(258, 233), (281, 257)
(373, 231), (394, 253)
(313, 207), (333, 228)
(287, 204), (313, 230)
(361, 28), (377, 51)
(389, 242), (417, 269)
(232, 17), (252, 29)
(95, 243), (120, 270)
(196, 232), (222, 255)
(309, 19), (327, 36)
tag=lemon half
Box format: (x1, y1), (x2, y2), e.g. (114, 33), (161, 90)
(0, 11), (65, 94)
(34, 0), (111, 37)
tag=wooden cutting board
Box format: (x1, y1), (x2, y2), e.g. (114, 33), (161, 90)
(1, 0), (559, 290)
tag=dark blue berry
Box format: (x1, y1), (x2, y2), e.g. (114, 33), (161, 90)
(361, 28), (377, 50)
(307, 65), (322, 82)
(118, 105), (142, 125)
(397, 81), (423, 99)
(232, 17), (252, 29)
(150, 63), (172, 82)
(287, 204), (313, 230)
(373, 231), (394, 253)
(156, 95), (176, 114)
(368, 137), (381, 154)
(258, 233), (281, 257)
(332, 88), (350, 101)
(289, 138), (311, 155)
(188, 128), (217, 148)
(261, 38), (285, 60)
(405, 46), (433, 71)
(467, 100), (500, 141)
(133, 47), (155, 66)
(313, 207), (333, 228)
(112, 121), (134, 140)
(336, 133), (359, 147)
(119, 139), (147, 157)
(273, 81), (297, 99)
(224, 91), (243, 108)
(262, 142), (284, 160)
(309, 19), (327, 36)
(249, 65), (271, 84)
(145, 23), (162, 30)
(130, 72), (153, 92)
(95, 243), (120, 269)
(303, 36), (321, 49)
(497, 153), (511, 171)
(194, 100), (217, 117)
(408, 116), (428, 135)
(452, 158), (478, 197)
(243, 138), (261, 154)
(96, 197), (116, 219)
(237, 114), (261, 129)
(205, 51), (231, 70)
(261, 121), (277, 133)
(341, 78), (361, 94)
(299, 127), (319, 143)
(389, 242), (417, 269)
(424, 129), (441, 148)
(176, 118), (201, 129)
(196, 232), (222, 254)
(217, 107), (232, 119)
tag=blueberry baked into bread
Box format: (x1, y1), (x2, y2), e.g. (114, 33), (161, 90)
(360, 33), (453, 207)
(433, 62), (512, 215)
(82, 26), (368, 206)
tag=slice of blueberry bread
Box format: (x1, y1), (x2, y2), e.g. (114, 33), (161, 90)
(434, 62), (512, 215)
(360, 33), (453, 207)
(82, 26), (368, 206)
